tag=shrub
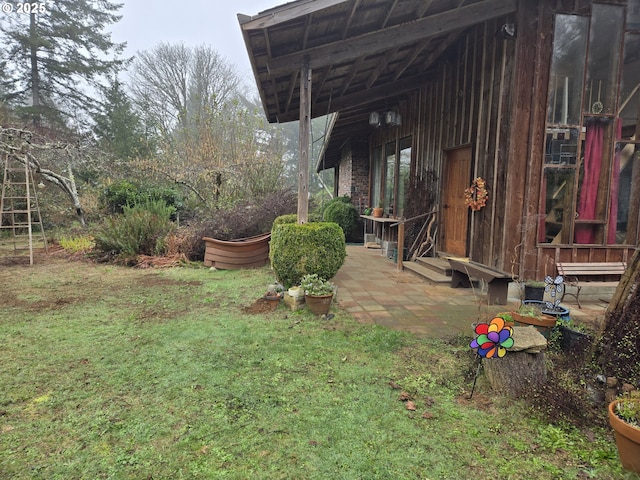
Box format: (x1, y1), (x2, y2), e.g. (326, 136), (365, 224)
(322, 200), (359, 239)
(270, 222), (346, 288)
(101, 180), (183, 215)
(93, 200), (176, 256)
(272, 214), (298, 228)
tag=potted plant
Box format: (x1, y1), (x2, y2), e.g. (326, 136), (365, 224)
(372, 202), (384, 218)
(300, 273), (335, 316)
(609, 390), (640, 474)
(554, 317), (592, 352)
(511, 302), (557, 337)
(263, 283), (284, 310)
(524, 280), (546, 301)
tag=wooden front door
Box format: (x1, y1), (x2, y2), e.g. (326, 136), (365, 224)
(441, 146), (472, 257)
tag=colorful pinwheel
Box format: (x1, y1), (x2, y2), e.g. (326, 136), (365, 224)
(470, 317), (514, 358)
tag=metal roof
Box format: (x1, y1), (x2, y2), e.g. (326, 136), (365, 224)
(239, 0), (517, 169)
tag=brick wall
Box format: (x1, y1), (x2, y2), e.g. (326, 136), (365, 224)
(337, 137), (370, 212)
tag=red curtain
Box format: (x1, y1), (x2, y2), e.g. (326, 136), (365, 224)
(574, 121), (604, 243)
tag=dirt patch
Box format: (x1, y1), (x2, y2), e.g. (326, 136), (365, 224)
(242, 298), (278, 314)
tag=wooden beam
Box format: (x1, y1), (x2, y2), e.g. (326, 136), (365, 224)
(415, 0), (434, 18)
(239, 0), (349, 29)
(298, 60), (311, 224)
(365, 47), (398, 89)
(342, 0), (361, 39)
(266, 0), (517, 74)
(393, 38), (431, 82)
(278, 69), (437, 122)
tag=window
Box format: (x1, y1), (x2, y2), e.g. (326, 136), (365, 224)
(541, 6), (640, 246)
(370, 137), (412, 217)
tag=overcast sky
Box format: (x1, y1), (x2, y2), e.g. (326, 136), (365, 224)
(109, 0), (281, 87)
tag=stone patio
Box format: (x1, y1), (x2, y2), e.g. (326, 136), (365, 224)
(332, 245), (609, 339)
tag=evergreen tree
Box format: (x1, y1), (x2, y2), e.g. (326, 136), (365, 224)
(0, 0), (126, 127)
(93, 78), (154, 160)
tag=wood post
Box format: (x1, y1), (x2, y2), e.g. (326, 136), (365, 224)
(297, 59), (311, 224)
(397, 221), (404, 271)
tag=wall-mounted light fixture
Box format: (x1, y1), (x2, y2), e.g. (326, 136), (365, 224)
(369, 110), (401, 128)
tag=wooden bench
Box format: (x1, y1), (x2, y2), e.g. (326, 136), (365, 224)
(556, 262), (627, 308)
(448, 259), (512, 305)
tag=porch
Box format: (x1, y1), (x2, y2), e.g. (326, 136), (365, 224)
(332, 245), (609, 339)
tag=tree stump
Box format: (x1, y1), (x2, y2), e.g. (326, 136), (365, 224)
(483, 326), (548, 396)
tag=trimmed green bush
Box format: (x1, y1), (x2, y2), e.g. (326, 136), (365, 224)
(272, 214), (298, 228)
(270, 222), (346, 288)
(322, 200), (359, 239)
(94, 200), (176, 256)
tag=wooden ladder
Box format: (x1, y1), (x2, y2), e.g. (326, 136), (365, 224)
(0, 153), (47, 265)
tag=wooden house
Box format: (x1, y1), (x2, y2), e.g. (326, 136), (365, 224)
(239, 0), (640, 281)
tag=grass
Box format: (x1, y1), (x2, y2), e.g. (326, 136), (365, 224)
(0, 256), (635, 479)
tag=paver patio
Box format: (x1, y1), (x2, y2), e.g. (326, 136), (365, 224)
(333, 245), (609, 338)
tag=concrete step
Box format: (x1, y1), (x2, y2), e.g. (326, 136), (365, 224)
(403, 260), (451, 284)
(415, 256), (453, 276)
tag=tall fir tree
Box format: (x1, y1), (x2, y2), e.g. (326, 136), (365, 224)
(0, 0), (126, 127)
(93, 77), (154, 160)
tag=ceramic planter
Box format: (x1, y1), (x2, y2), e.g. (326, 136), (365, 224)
(609, 400), (640, 474)
(524, 284), (545, 301)
(558, 325), (591, 352)
(372, 207), (384, 218)
(305, 293), (333, 315)
(202, 233), (271, 269)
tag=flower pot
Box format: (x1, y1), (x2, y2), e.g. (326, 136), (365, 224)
(305, 293), (334, 316)
(511, 311), (557, 338)
(524, 285), (545, 301)
(558, 325), (592, 352)
(372, 207), (383, 218)
(609, 400), (640, 474)
(263, 293), (282, 310)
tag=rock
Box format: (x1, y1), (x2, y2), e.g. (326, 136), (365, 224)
(606, 376), (618, 388)
(508, 326), (548, 352)
(622, 383), (635, 393)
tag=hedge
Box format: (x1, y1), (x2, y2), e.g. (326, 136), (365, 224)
(270, 222), (346, 288)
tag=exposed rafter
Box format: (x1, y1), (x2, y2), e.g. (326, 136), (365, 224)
(265, 0), (517, 74)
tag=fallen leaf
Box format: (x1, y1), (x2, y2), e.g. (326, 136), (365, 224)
(422, 411), (434, 419)
(388, 381), (401, 390)
(399, 391), (412, 401)
(405, 401), (416, 411)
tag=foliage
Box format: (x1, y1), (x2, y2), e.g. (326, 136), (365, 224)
(272, 214), (298, 228)
(615, 390), (640, 428)
(270, 222), (346, 288)
(100, 180), (183, 215)
(322, 197), (360, 240)
(58, 235), (95, 254)
(93, 200), (176, 257)
(0, 260), (628, 479)
(300, 273), (336, 296)
(92, 77), (154, 160)
(0, 0), (126, 126)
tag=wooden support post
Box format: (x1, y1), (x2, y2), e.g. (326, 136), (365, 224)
(297, 59), (311, 224)
(397, 222), (404, 271)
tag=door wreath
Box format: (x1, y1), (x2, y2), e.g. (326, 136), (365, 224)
(464, 177), (488, 211)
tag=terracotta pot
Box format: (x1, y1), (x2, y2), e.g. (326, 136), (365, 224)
(372, 207), (384, 218)
(511, 311), (557, 338)
(609, 400), (640, 474)
(305, 293), (333, 316)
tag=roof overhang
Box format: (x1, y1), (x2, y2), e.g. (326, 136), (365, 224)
(239, 0), (517, 169)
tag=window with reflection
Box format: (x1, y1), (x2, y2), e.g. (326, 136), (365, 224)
(541, 6), (640, 246)
(370, 137), (412, 218)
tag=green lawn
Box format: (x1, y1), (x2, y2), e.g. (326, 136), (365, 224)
(0, 258), (634, 479)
